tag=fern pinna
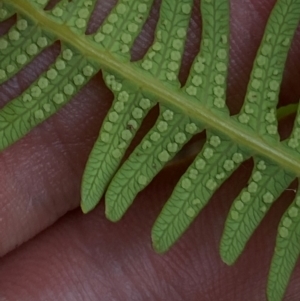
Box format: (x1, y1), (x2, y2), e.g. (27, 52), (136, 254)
(0, 0), (300, 300)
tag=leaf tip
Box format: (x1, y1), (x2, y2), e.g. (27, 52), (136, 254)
(151, 232), (168, 254)
(104, 195), (123, 222)
(219, 249), (236, 266)
(152, 242), (165, 254)
(105, 208), (121, 223)
(266, 289), (280, 301)
(80, 194), (98, 214)
(80, 201), (93, 214)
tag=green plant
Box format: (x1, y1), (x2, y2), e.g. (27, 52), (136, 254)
(1, 0), (300, 300)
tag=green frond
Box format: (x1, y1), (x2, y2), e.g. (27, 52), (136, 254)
(220, 158), (294, 264)
(0, 44), (97, 150)
(235, 0), (300, 142)
(183, 0), (230, 114)
(133, 0), (193, 85)
(220, 0), (300, 264)
(2, 0), (300, 300)
(0, 17), (55, 84)
(88, 0), (154, 60)
(267, 187), (300, 301)
(46, 0), (73, 24)
(266, 92), (300, 301)
(46, 0), (97, 34)
(81, 72), (155, 213)
(152, 132), (248, 253)
(105, 107), (202, 222)
(64, 0), (97, 34)
(81, 0), (193, 213)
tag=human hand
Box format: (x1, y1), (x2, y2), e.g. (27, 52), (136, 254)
(0, 0), (300, 300)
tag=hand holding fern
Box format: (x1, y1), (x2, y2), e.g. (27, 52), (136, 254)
(0, 0), (300, 300)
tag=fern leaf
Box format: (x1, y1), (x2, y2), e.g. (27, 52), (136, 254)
(106, 107), (201, 221)
(81, 0), (156, 213)
(267, 188), (300, 301)
(81, 73), (155, 212)
(183, 0), (230, 115)
(234, 0), (300, 141)
(132, 0), (193, 85)
(220, 0), (300, 265)
(47, 0), (96, 33)
(3, 1), (300, 300)
(47, 0), (74, 24)
(81, 0), (193, 213)
(88, 0), (154, 59)
(0, 17), (55, 84)
(151, 0), (231, 252)
(265, 83), (300, 301)
(220, 158), (294, 264)
(106, 0), (230, 225)
(0, 43), (97, 149)
(104, 0), (195, 221)
(152, 132), (248, 252)
(64, 0), (97, 34)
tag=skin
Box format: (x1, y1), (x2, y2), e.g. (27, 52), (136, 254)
(0, 0), (300, 300)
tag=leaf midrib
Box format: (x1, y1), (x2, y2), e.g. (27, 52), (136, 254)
(8, 0), (300, 176)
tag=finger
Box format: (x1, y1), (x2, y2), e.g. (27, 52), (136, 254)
(0, 163), (299, 301)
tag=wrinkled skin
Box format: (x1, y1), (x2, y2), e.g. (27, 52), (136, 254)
(0, 0), (300, 300)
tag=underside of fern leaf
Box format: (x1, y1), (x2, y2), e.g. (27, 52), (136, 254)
(1, 0), (300, 300)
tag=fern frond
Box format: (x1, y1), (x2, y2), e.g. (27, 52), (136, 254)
(220, 0), (300, 265)
(106, 0), (230, 225)
(0, 34), (97, 148)
(234, 0), (299, 141)
(106, 107), (201, 222)
(152, 133), (248, 252)
(81, 0), (196, 214)
(220, 158), (294, 264)
(267, 186), (300, 301)
(2, 0), (300, 300)
(88, 0), (154, 60)
(81, 0), (155, 212)
(104, 0), (196, 221)
(0, 16), (55, 84)
(47, 0), (96, 34)
(266, 100), (300, 301)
